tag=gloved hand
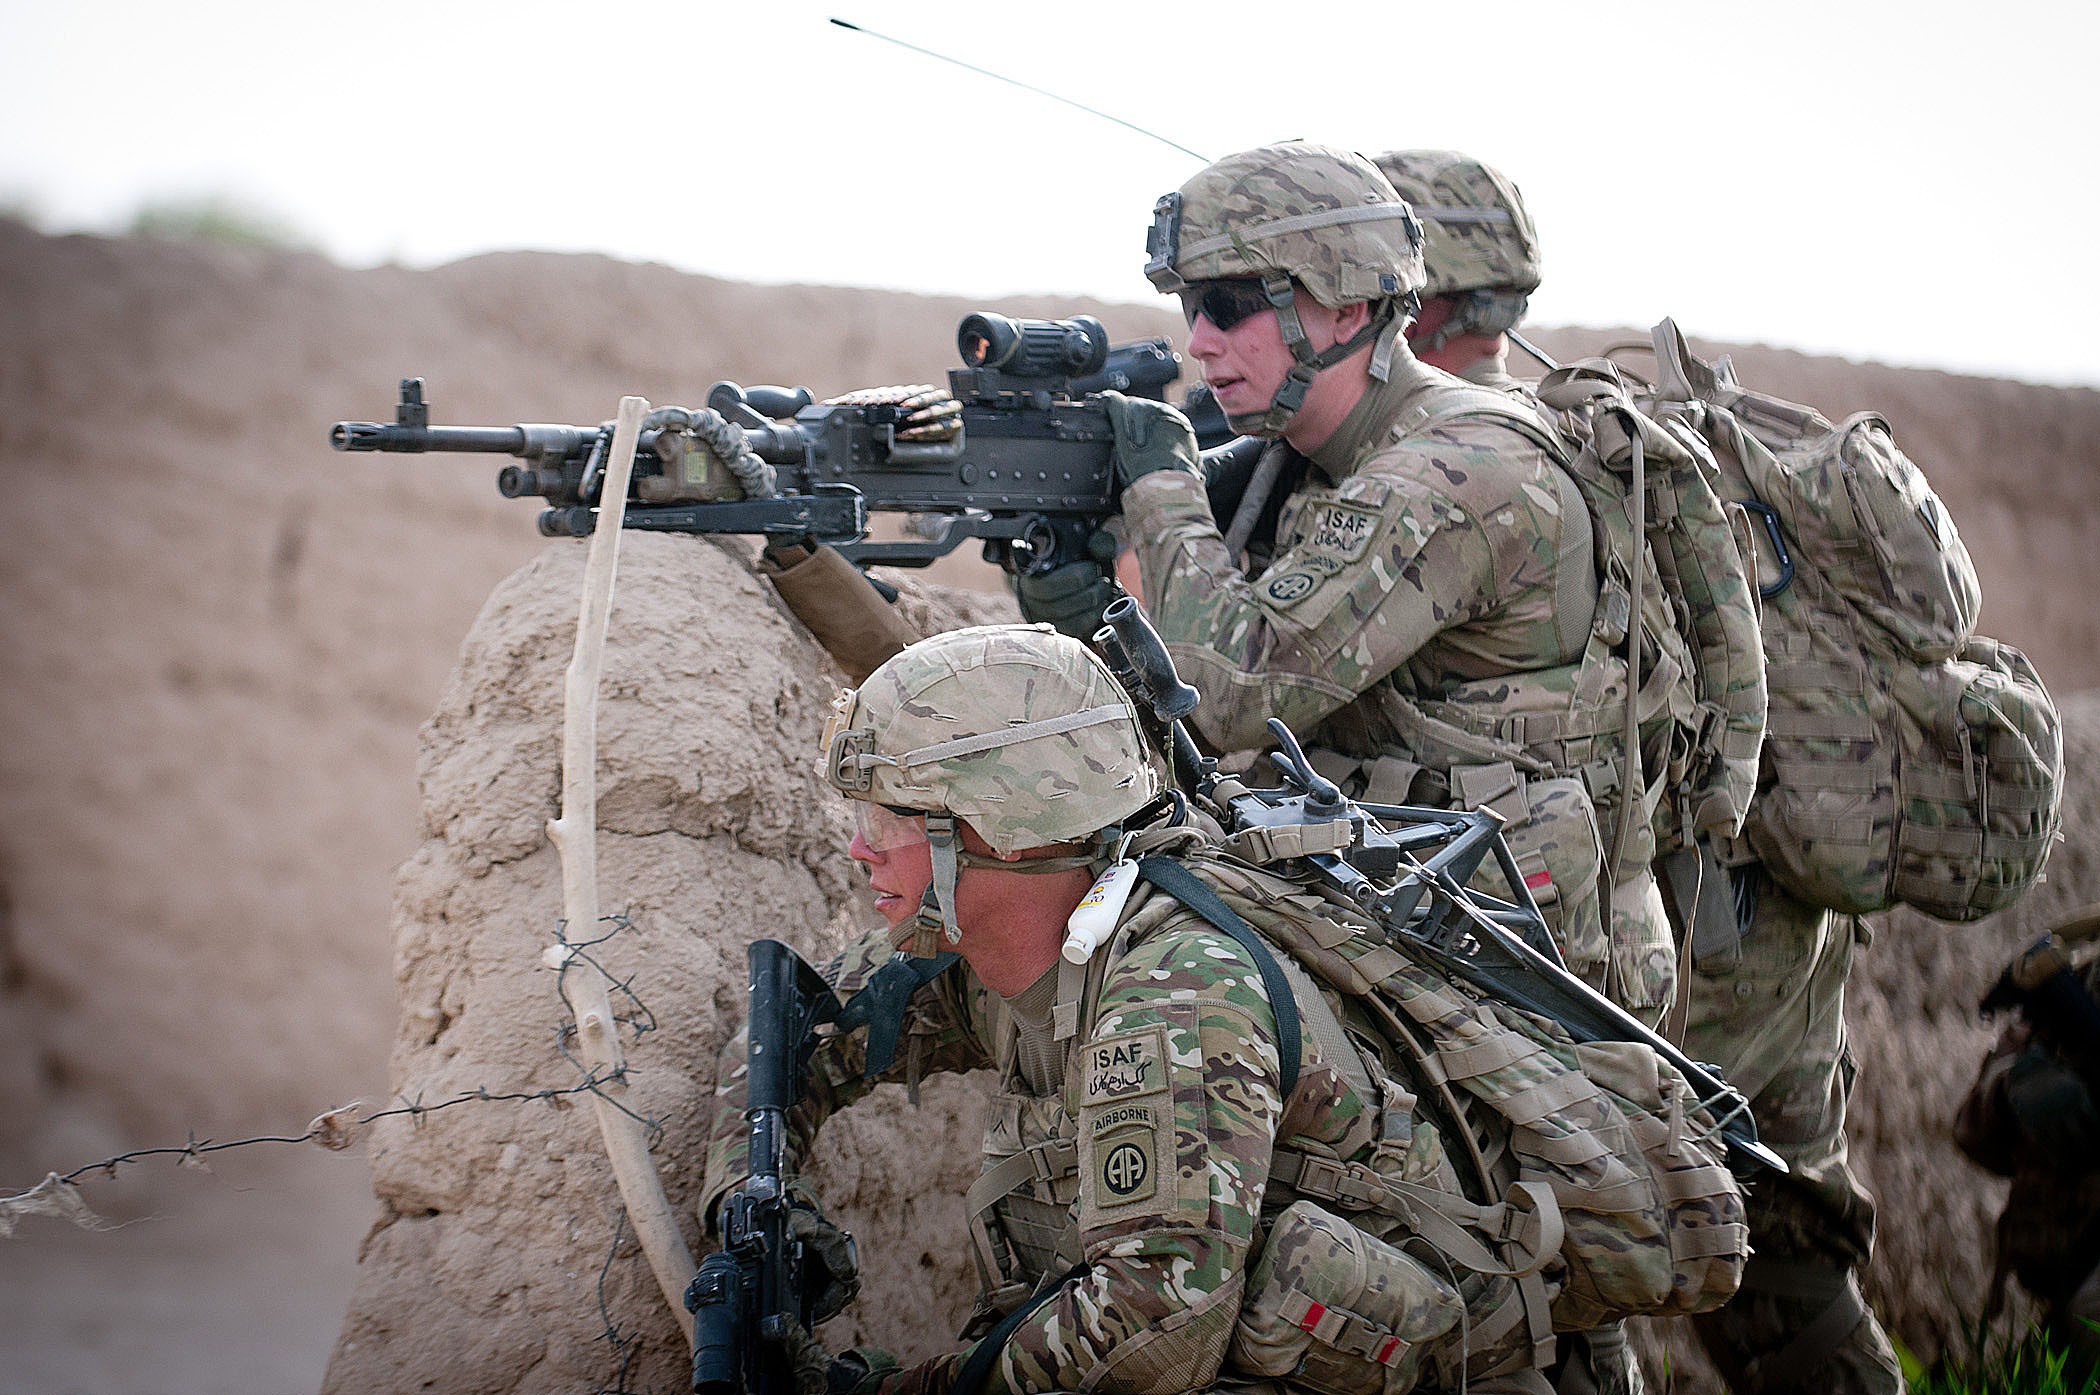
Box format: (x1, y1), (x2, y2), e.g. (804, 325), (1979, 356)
(757, 1328), (901, 1395)
(1101, 390), (1202, 488)
(788, 1185), (862, 1323)
(762, 1321), (837, 1395)
(1014, 552), (1121, 642)
(826, 1345), (902, 1395)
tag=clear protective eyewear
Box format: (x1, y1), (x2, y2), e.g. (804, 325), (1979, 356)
(855, 801), (930, 854)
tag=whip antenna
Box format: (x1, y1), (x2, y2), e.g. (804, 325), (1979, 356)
(1509, 328), (1560, 372)
(831, 18), (1209, 163)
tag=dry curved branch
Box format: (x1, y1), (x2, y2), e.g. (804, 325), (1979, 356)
(545, 396), (699, 1338)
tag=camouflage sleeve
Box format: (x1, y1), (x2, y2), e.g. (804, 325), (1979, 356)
(697, 926), (998, 1233)
(1120, 426), (1570, 754)
(989, 923), (1289, 1395)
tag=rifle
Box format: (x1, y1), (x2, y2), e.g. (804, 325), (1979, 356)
(1091, 596), (1785, 1177)
(686, 939), (849, 1395)
(332, 312), (1234, 575)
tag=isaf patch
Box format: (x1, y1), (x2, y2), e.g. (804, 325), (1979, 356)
(1082, 1027), (1168, 1105)
(1303, 502), (1380, 564)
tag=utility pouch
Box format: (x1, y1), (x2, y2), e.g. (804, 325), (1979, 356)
(1230, 1200), (1464, 1395)
(1480, 776), (1607, 978)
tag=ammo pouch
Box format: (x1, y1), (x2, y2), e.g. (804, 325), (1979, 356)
(1230, 1201), (1465, 1395)
(1466, 771), (1608, 980)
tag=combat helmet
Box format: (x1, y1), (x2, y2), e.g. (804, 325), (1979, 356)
(1373, 150), (1540, 352)
(1144, 141), (1426, 437)
(822, 624), (1167, 948)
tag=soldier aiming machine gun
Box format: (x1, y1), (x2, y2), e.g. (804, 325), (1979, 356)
(332, 312), (1241, 576)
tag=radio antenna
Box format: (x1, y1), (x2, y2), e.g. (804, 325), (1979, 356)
(831, 18), (1209, 163)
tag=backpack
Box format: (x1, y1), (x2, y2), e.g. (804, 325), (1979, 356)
(1119, 831), (1749, 1392)
(1526, 362), (1769, 864)
(1634, 319), (2063, 920)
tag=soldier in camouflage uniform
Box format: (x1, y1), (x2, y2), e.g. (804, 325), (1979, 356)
(698, 624), (1568, 1395)
(1020, 143), (1691, 1031)
(1021, 141), (1726, 1395)
(1369, 150), (1540, 392)
(1373, 146), (1904, 1395)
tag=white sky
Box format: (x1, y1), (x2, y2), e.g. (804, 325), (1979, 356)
(4, 0), (2096, 388)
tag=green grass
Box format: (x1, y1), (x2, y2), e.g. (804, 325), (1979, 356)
(1899, 1323), (2100, 1395)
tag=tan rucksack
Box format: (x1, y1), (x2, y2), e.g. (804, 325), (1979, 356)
(1528, 360), (1769, 864)
(1132, 839), (1749, 1391)
(1632, 319), (2063, 920)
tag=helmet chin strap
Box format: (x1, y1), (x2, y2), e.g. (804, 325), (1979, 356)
(1410, 289), (1527, 354)
(1232, 274), (1406, 439)
(891, 813), (963, 958)
(893, 817), (1112, 958)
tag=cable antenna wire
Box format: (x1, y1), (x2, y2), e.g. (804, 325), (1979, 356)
(830, 17), (1209, 164)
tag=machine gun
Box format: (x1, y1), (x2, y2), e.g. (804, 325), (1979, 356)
(1090, 596), (1785, 1176)
(332, 312), (1238, 576)
(685, 940), (850, 1395)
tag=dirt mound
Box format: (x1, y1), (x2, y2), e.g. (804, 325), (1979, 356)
(322, 532), (1011, 1393)
(2, 218), (2098, 1388)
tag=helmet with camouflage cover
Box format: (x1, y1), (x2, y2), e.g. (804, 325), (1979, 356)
(822, 624), (1167, 945)
(1144, 142), (1427, 436)
(1374, 150), (1540, 352)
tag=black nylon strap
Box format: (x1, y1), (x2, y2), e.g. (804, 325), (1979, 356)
(1134, 856), (1302, 1100)
(834, 951), (960, 1079)
(950, 1264), (1089, 1395)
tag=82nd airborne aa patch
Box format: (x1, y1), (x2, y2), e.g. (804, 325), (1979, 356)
(1263, 570), (1320, 606)
(1092, 1109), (1157, 1205)
(1082, 1026), (1171, 1214)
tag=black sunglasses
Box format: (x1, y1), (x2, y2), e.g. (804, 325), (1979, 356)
(1178, 278), (1275, 332)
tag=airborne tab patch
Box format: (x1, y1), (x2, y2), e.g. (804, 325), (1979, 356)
(1092, 1120), (1157, 1205)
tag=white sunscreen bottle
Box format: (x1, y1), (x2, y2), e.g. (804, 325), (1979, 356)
(1062, 842), (1140, 965)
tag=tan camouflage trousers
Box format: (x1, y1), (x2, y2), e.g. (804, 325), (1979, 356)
(1679, 878), (1903, 1395)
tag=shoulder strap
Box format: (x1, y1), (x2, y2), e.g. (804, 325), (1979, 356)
(950, 1263), (1089, 1395)
(1398, 379), (1571, 465)
(1135, 856), (1302, 1100)
(834, 951), (962, 1079)
(1399, 380), (1596, 659)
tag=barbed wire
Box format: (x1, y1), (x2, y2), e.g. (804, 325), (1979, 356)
(2, 912), (679, 1239)
(4, 910), (694, 1388)
(592, 1208), (650, 1395)
(550, 911), (670, 1150)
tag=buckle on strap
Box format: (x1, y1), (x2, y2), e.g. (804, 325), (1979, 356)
(1033, 1137), (1078, 1185)
(1277, 1150), (1389, 1211)
(1222, 820), (1355, 866)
